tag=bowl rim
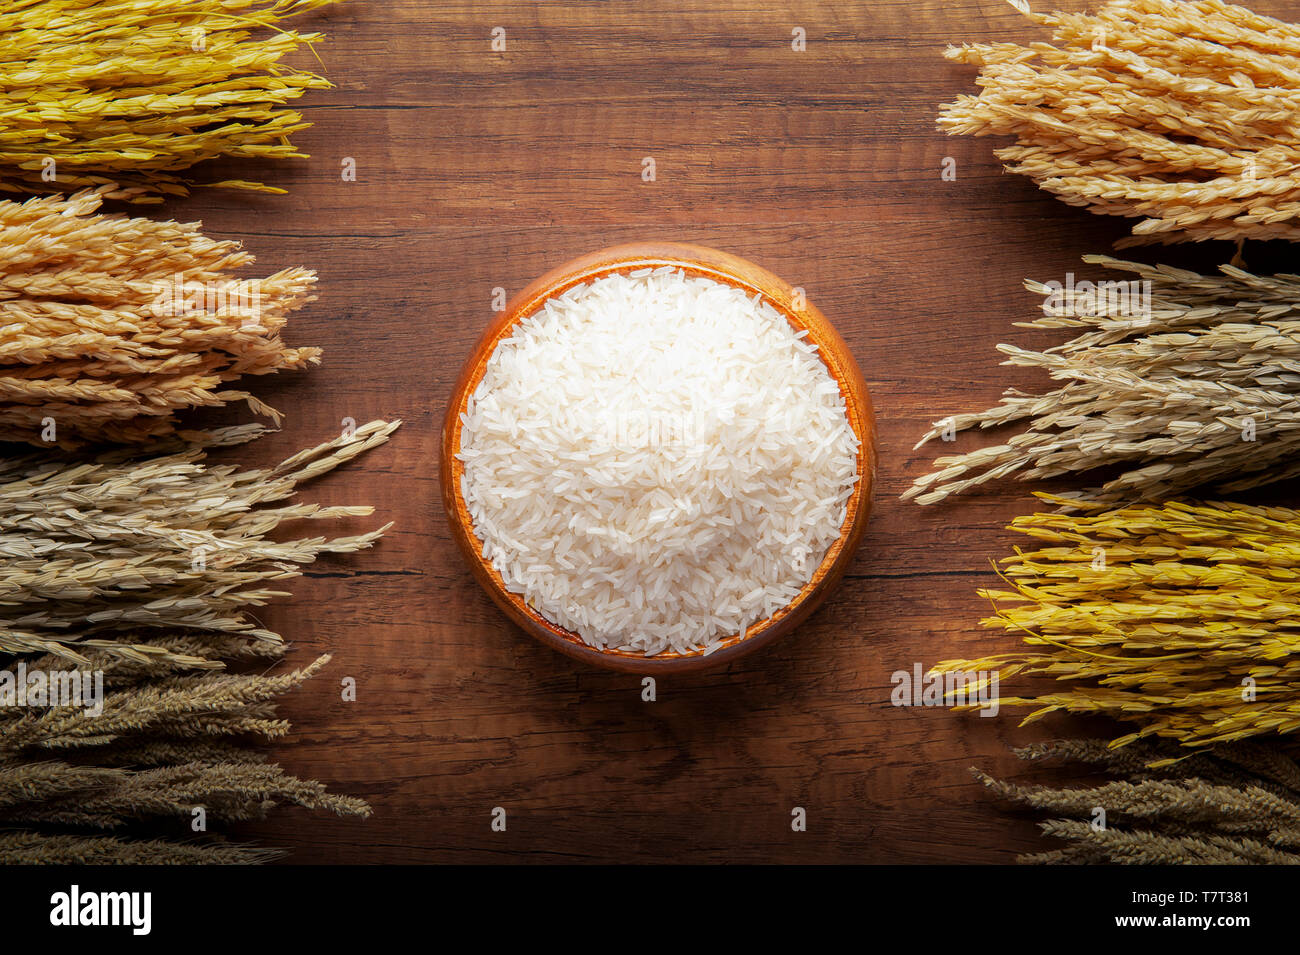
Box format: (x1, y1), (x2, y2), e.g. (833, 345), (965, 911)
(440, 241), (877, 673)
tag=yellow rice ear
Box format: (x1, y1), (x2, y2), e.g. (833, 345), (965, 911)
(0, 0), (339, 200)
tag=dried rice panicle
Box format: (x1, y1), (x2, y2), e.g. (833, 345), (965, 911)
(0, 188), (322, 448)
(0, 0), (340, 201)
(941, 0), (1300, 245)
(0, 832), (284, 865)
(0, 651), (371, 863)
(935, 495), (1300, 750)
(978, 738), (1300, 864)
(906, 256), (1300, 507)
(0, 421), (398, 863)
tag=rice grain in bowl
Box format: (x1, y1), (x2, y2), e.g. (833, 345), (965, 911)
(442, 243), (875, 672)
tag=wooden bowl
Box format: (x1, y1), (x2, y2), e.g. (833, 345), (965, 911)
(440, 242), (877, 673)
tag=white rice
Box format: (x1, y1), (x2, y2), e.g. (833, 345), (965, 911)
(458, 266), (860, 656)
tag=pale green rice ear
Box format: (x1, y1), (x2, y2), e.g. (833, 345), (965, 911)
(0, 421), (397, 664)
(906, 259), (1300, 506)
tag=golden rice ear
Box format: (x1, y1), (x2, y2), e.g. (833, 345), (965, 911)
(941, 497), (1300, 750)
(0, 192), (322, 448)
(939, 0), (1300, 245)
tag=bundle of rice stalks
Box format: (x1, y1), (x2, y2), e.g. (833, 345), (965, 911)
(941, 0), (1300, 246)
(935, 496), (1300, 750)
(907, 256), (1300, 507)
(980, 738), (1300, 864)
(0, 651), (370, 864)
(0, 831), (283, 864)
(0, 189), (320, 448)
(0, 0), (339, 201)
(0, 418), (399, 664)
(0, 420), (398, 863)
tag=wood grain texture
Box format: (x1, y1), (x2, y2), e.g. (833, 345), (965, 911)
(139, 0), (1300, 862)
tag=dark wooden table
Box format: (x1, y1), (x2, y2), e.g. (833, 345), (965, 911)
(164, 0), (1297, 863)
